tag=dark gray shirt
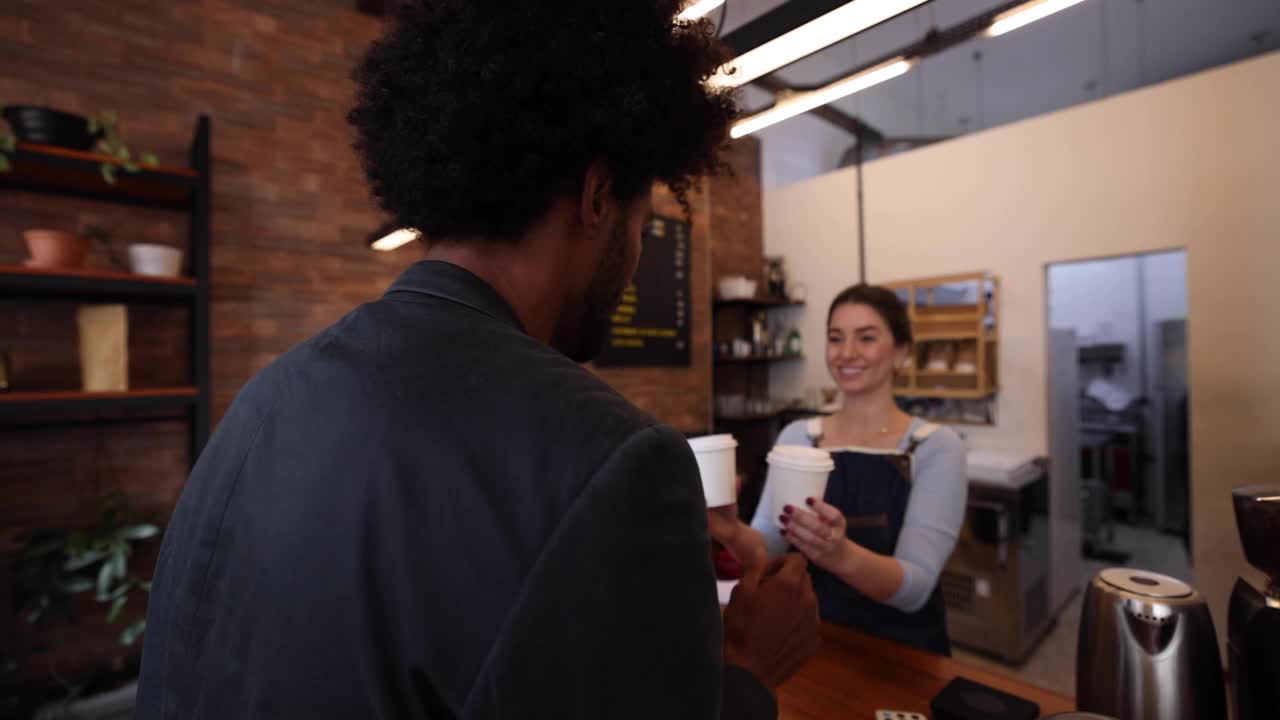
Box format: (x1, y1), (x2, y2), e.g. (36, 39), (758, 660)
(138, 261), (774, 719)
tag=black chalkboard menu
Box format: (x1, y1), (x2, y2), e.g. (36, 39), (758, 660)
(595, 214), (691, 367)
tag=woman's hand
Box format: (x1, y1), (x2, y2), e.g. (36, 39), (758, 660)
(780, 497), (856, 575)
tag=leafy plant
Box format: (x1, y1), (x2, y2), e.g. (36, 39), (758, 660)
(87, 111), (158, 185)
(81, 224), (124, 269)
(8, 492), (161, 647)
(0, 130), (13, 173)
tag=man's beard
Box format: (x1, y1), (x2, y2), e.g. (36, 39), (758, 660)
(552, 221), (631, 363)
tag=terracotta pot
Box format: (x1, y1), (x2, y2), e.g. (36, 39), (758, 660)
(23, 229), (89, 269)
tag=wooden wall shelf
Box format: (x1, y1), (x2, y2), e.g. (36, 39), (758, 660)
(0, 387), (199, 419)
(885, 271), (999, 401)
(0, 116), (212, 458)
(0, 264), (197, 302)
(713, 296), (804, 309)
(715, 354), (803, 365)
(915, 370), (979, 378)
(0, 141), (198, 211)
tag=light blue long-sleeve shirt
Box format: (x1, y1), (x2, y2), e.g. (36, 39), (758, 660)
(749, 417), (967, 613)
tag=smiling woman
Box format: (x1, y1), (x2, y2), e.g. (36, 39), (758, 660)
(750, 283), (968, 655)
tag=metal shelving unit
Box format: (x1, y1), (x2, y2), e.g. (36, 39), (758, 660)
(0, 116), (212, 462)
(713, 296), (805, 310)
(714, 353), (803, 365)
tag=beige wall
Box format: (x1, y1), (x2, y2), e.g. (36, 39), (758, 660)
(764, 178), (860, 403)
(764, 51), (1280, 639)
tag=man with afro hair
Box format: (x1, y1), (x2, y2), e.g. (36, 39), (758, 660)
(138, 2), (820, 718)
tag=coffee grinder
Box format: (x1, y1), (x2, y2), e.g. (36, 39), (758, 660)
(1228, 485), (1280, 720)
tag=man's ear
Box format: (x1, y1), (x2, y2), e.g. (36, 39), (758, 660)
(579, 159), (614, 234)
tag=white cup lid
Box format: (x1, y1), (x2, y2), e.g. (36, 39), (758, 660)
(767, 445), (834, 472)
(688, 434), (737, 453)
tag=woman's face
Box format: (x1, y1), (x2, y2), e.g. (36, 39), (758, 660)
(826, 302), (907, 397)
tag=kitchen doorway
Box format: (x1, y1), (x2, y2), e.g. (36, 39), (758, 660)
(1046, 249), (1191, 577)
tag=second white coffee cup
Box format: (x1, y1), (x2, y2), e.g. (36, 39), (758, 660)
(767, 445), (835, 528)
(688, 434), (738, 508)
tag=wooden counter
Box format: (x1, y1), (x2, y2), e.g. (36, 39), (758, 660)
(778, 624), (1075, 718)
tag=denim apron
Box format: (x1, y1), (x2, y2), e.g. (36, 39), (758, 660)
(804, 418), (952, 656)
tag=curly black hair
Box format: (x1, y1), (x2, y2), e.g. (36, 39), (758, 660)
(348, 1), (738, 241)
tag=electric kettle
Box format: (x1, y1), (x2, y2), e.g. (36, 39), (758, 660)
(1076, 568), (1226, 719)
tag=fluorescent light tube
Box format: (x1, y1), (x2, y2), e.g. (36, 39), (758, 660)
(987, 0), (1089, 37)
(678, 0), (725, 21)
(371, 228), (419, 252)
(709, 0), (927, 88)
(731, 57), (912, 138)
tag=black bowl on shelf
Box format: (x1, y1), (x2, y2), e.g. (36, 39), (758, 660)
(2, 106), (99, 150)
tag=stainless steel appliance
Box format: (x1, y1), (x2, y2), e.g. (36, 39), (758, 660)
(1152, 319), (1188, 539)
(1228, 485), (1280, 720)
(1076, 568), (1226, 719)
(941, 456), (1050, 663)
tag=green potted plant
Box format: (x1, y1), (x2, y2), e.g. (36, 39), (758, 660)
(1, 106), (99, 150)
(0, 129), (14, 172)
(0, 109), (157, 183)
(6, 492), (162, 718)
(81, 224), (123, 270)
(86, 111), (158, 184)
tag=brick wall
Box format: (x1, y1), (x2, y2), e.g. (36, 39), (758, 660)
(592, 136), (763, 435)
(709, 134), (765, 285)
(0, 0), (762, 687)
(0, 0), (396, 686)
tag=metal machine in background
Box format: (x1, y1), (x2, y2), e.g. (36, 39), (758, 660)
(1153, 319), (1189, 542)
(1228, 485), (1280, 720)
(941, 451), (1050, 663)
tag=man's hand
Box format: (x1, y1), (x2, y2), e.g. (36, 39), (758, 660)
(721, 554), (822, 693)
(707, 505), (768, 585)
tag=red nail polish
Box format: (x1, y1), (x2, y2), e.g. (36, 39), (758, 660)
(805, 497), (816, 507)
(783, 505), (794, 514)
(778, 514), (789, 525)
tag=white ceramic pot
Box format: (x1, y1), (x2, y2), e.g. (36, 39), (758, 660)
(717, 275), (758, 300)
(128, 243), (183, 277)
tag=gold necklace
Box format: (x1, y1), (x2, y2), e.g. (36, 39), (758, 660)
(832, 419), (893, 446)
(858, 425), (891, 445)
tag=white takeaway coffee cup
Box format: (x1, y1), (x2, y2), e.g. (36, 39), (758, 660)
(767, 445), (835, 528)
(688, 434), (738, 508)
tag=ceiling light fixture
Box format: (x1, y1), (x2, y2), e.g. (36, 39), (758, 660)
(370, 228), (419, 252)
(731, 57), (912, 138)
(709, 0), (928, 89)
(987, 0), (1089, 37)
(678, 0), (725, 21)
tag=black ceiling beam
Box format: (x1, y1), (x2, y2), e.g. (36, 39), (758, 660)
(785, 0), (1027, 91)
(722, 0), (936, 61)
(722, 0), (852, 54)
(742, 0), (1030, 131)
